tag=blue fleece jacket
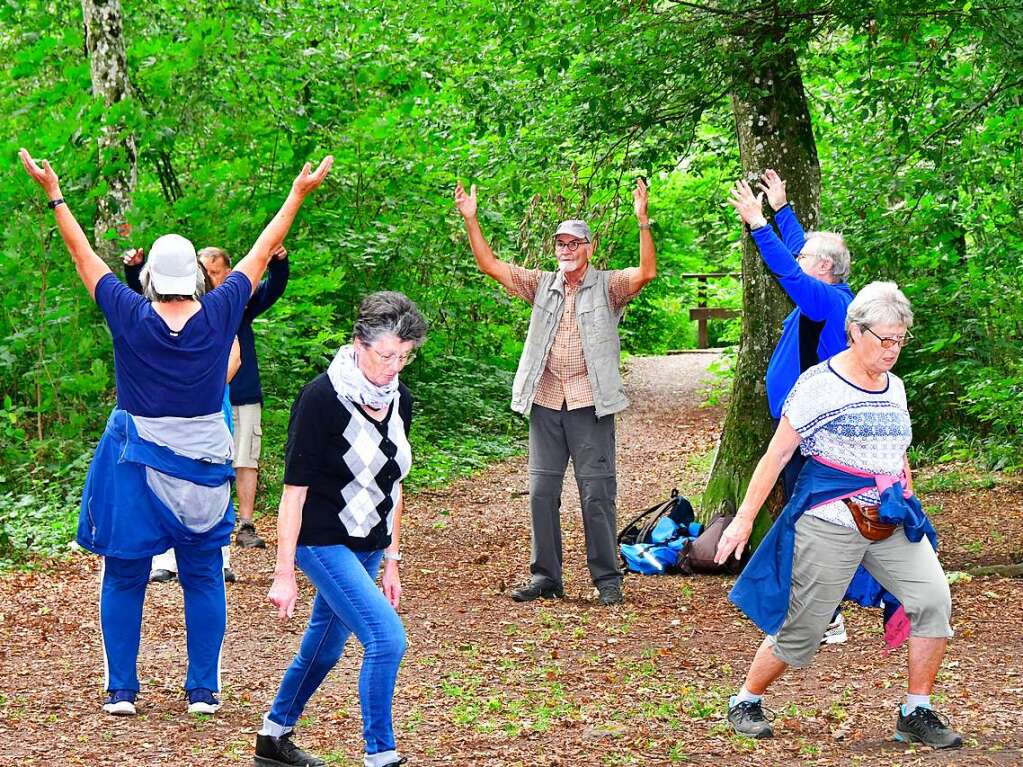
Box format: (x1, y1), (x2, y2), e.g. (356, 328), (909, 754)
(752, 205), (854, 418)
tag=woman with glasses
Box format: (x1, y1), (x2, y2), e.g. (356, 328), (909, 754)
(256, 292), (427, 767)
(714, 282), (961, 750)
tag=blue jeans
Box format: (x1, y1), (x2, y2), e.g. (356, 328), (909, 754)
(101, 542), (225, 692)
(267, 545), (406, 758)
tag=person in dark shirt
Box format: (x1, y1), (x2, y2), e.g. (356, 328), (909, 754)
(19, 147), (332, 718)
(200, 244), (290, 550)
(255, 292), (426, 767)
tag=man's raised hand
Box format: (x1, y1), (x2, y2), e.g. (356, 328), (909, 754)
(122, 248), (144, 267)
(633, 177), (649, 223)
(728, 179), (767, 229)
(19, 148), (61, 198)
(291, 156), (334, 198)
(759, 169), (788, 212)
(454, 181), (477, 220)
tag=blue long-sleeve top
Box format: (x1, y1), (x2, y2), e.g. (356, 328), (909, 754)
(229, 257), (289, 406)
(752, 205), (854, 418)
(123, 257), (289, 405)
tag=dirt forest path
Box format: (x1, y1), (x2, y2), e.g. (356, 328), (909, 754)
(2, 354), (1021, 766)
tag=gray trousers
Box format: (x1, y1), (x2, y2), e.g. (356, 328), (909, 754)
(768, 514), (953, 668)
(527, 404), (621, 587)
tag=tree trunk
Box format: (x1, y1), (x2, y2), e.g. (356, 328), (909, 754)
(701, 33), (821, 546)
(82, 0), (136, 268)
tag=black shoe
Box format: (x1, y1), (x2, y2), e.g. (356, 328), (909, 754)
(596, 580), (624, 606)
(381, 759), (407, 767)
(895, 705), (962, 749)
(236, 521), (266, 549)
(224, 567), (237, 583)
(727, 698), (774, 739)
(149, 568), (176, 583)
(511, 578), (564, 602)
(254, 733), (325, 766)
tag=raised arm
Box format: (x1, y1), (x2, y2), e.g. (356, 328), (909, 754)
(454, 182), (516, 293)
(19, 149), (111, 299)
(233, 157), (333, 295)
(760, 169), (805, 256)
(623, 177), (656, 294)
(714, 417), (801, 563)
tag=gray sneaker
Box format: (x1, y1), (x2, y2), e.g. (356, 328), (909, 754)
(235, 521), (266, 549)
(895, 705), (962, 749)
(727, 698), (774, 739)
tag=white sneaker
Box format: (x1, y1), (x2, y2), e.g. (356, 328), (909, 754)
(102, 690), (137, 716)
(820, 612), (848, 645)
(186, 688), (221, 714)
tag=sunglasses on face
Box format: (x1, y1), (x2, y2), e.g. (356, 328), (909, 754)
(863, 326), (913, 349)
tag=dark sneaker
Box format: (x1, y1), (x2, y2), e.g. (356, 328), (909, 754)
(727, 697), (774, 739)
(895, 705), (962, 749)
(149, 568), (177, 583)
(511, 578), (564, 602)
(381, 759), (407, 767)
(235, 521), (266, 549)
(224, 567), (237, 583)
(596, 581), (624, 606)
(102, 689), (137, 716)
(254, 732), (325, 766)
(186, 688), (221, 714)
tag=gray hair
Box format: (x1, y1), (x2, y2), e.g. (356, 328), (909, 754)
(139, 263), (207, 302)
(846, 281), (914, 339)
(353, 291), (428, 347)
(804, 231), (851, 282)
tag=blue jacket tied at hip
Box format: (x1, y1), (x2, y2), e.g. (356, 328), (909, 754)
(729, 457), (937, 636)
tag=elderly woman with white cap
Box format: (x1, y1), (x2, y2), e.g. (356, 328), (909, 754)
(19, 148), (332, 717)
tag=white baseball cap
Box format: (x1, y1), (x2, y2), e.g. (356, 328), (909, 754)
(148, 234), (198, 296)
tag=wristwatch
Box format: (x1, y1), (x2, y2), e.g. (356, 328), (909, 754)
(383, 551), (402, 562)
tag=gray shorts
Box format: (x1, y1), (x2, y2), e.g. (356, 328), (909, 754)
(232, 403), (262, 469)
(768, 514), (953, 668)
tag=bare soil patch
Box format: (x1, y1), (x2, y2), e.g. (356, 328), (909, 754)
(1, 353), (1020, 766)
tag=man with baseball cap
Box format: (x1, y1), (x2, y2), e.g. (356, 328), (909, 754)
(454, 179), (656, 605)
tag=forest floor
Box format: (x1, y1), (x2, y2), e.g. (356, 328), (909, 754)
(1, 353), (1021, 767)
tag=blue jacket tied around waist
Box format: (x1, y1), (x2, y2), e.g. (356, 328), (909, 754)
(78, 408), (236, 559)
(729, 458), (937, 635)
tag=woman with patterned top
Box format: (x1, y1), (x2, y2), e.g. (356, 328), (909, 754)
(256, 292), (427, 767)
(714, 282), (962, 750)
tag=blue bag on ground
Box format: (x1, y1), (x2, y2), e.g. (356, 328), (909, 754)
(617, 490), (703, 575)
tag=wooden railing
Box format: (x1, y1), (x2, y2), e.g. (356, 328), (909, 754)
(681, 272), (741, 348)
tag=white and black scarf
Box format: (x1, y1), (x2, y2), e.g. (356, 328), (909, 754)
(326, 344), (399, 411)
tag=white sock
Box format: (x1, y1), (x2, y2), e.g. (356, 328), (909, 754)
(735, 686), (762, 704)
(904, 693), (931, 712)
(259, 714), (292, 738)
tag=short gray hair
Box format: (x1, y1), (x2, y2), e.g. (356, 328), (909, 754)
(140, 263), (207, 302)
(353, 291), (428, 347)
(804, 231), (850, 282)
(846, 281), (913, 339)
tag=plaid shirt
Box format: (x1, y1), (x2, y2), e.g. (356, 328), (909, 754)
(507, 265), (637, 411)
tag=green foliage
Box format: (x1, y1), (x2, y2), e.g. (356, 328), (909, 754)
(0, 0), (1020, 564)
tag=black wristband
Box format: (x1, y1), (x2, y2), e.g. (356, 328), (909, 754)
(47, 198), (65, 210)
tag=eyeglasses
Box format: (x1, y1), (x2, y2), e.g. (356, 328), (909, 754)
(367, 346), (417, 365)
(863, 326), (913, 349)
(554, 238), (588, 253)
